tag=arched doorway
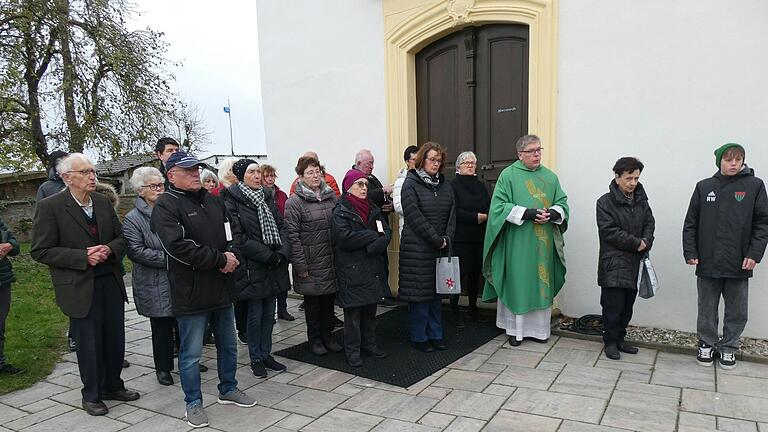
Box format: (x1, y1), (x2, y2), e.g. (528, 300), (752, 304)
(415, 24), (529, 187)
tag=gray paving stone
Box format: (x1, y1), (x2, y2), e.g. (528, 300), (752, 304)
(615, 379), (681, 399)
(45, 373), (85, 389)
(272, 388), (347, 417)
(682, 389), (768, 423)
(118, 413), (193, 432)
(718, 417), (759, 432)
(303, 408), (382, 432)
(115, 407), (157, 424)
(289, 367), (355, 391)
(370, 418), (439, 432)
(418, 386), (451, 400)
(494, 364), (558, 390)
(601, 389), (679, 432)
(595, 359), (653, 383)
(472, 337), (506, 355)
(447, 352), (490, 371)
(432, 369), (497, 392)
(274, 413), (314, 430)
(0, 382), (69, 407)
(759, 422), (768, 432)
(432, 389), (506, 420)
(717, 374), (768, 399)
(268, 371), (302, 384)
(484, 410), (561, 432)
(206, 404), (289, 431)
(443, 416), (486, 432)
(555, 337), (605, 351)
(419, 412), (455, 428)
(558, 421), (635, 432)
(651, 352), (715, 391)
(509, 335), (559, 353)
(45, 362), (79, 379)
(127, 384), (217, 418)
(333, 382), (364, 397)
(339, 388), (437, 422)
(242, 381), (302, 407)
(0, 403), (26, 424)
(719, 361), (768, 380)
(486, 347), (544, 368)
(551, 364), (620, 399)
(3, 403), (73, 430)
(20, 408), (128, 432)
(543, 347), (600, 366)
(679, 412), (717, 429)
(599, 347), (657, 365)
(483, 384), (516, 397)
(476, 362), (506, 374)
(536, 361), (565, 372)
(16, 398), (59, 414)
(503, 387), (606, 424)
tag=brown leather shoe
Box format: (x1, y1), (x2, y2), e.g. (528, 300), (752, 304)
(82, 399), (108, 416)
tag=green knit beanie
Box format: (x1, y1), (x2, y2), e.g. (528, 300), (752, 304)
(714, 143), (744, 168)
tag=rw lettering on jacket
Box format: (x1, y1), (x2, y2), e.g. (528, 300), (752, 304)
(706, 191), (716, 202)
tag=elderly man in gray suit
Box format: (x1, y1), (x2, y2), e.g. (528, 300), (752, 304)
(31, 153), (139, 416)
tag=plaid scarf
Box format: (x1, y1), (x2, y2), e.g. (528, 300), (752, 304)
(416, 168), (440, 187)
(237, 182), (282, 247)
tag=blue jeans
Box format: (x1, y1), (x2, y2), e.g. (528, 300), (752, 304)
(247, 295), (276, 362)
(176, 305), (238, 407)
(409, 299), (443, 342)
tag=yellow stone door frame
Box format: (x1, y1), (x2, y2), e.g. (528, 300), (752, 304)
(383, 0), (559, 293)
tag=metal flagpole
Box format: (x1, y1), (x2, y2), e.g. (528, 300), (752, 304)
(225, 99), (234, 155)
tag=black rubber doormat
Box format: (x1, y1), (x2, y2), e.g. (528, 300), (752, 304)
(274, 306), (503, 388)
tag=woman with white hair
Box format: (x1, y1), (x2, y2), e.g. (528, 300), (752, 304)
(450, 151), (491, 325)
(122, 167), (176, 385)
(201, 169), (221, 194)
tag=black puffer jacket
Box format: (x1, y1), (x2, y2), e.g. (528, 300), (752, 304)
(225, 184), (291, 301)
(398, 170), (456, 302)
(332, 196), (392, 308)
(284, 181), (337, 296)
(35, 168), (66, 202)
(0, 217), (20, 285)
(151, 185), (238, 315)
(683, 166), (768, 278)
(596, 181), (655, 289)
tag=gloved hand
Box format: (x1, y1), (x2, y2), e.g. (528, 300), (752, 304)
(548, 208), (561, 222)
(267, 252), (283, 268)
(522, 208), (540, 221)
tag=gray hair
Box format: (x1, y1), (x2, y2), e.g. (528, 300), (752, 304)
(515, 134), (541, 152)
(354, 149), (373, 165)
(455, 151), (477, 173)
(57, 153), (94, 177)
(217, 156), (240, 187)
(129, 166), (164, 192)
(200, 169), (219, 186)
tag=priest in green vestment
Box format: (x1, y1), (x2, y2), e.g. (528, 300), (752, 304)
(482, 134), (569, 346)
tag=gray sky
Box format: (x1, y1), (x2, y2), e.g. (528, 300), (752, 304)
(130, 0), (266, 157)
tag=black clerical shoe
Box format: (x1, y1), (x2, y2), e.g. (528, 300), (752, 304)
(82, 399), (108, 416)
(347, 354), (363, 368)
(323, 339), (343, 353)
(508, 337), (522, 347)
(414, 341), (434, 353)
(430, 339), (448, 350)
(525, 337), (549, 344)
(604, 343), (621, 360)
(156, 371), (174, 386)
(102, 389), (140, 401)
(618, 342), (639, 354)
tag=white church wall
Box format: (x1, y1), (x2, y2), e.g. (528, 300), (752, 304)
(255, 0), (389, 190)
(556, 0), (768, 337)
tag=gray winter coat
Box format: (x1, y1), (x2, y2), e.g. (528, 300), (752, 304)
(123, 196), (173, 317)
(284, 181), (337, 296)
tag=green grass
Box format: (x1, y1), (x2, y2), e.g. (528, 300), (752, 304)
(0, 244), (133, 395)
(1, 244), (69, 394)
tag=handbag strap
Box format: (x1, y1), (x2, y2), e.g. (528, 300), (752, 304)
(438, 237), (453, 258)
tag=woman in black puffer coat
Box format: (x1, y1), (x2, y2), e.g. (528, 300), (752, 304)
(284, 156), (340, 356)
(398, 142), (456, 353)
(333, 169), (392, 367)
(225, 159), (291, 377)
(596, 157), (655, 360)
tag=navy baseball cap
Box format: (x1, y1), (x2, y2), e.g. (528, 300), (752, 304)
(165, 152), (203, 171)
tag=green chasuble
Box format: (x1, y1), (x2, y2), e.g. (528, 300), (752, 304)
(482, 160), (569, 315)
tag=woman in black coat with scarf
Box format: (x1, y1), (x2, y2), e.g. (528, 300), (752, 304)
(398, 142), (456, 353)
(225, 159), (291, 378)
(332, 169), (392, 367)
(450, 151), (491, 326)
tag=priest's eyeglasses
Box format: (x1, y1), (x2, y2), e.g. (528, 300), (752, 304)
(520, 147), (544, 154)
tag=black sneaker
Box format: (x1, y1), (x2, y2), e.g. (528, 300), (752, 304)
(298, 301), (305, 311)
(238, 332), (248, 345)
(68, 336), (77, 352)
(263, 355), (287, 373)
(696, 340), (715, 367)
(719, 351), (736, 370)
(250, 360), (267, 378)
(332, 316), (344, 328)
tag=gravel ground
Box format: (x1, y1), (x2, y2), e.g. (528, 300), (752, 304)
(559, 315), (768, 357)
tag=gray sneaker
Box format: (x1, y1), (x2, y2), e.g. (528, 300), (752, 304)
(217, 388), (257, 407)
(185, 403), (209, 428)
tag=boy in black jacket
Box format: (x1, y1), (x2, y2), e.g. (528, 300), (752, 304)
(683, 143), (768, 370)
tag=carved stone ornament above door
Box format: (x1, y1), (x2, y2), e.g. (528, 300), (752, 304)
(446, 0), (476, 24)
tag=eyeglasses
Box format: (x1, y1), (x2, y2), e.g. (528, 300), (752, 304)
(520, 147), (544, 155)
(141, 183), (164, 191)
(67, 169), (97, 176)
(352, 180), (368, 188)
(460, 161), (477, 166)
(426, 157), (443, 164)
(303, 169), (322, 177)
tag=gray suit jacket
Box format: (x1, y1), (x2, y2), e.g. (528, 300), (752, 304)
(31, 189), (127, 318)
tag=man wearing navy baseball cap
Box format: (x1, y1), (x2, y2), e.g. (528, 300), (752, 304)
(151, 152), (257, 427)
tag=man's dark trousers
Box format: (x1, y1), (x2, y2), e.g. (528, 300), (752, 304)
(70, 274), (126, 402)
